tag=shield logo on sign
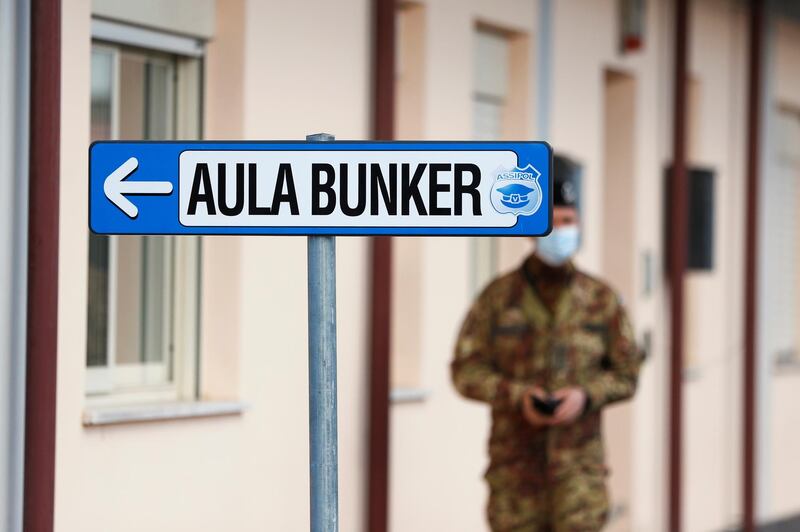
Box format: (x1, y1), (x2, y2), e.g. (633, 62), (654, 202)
(490, 164), (543, 216)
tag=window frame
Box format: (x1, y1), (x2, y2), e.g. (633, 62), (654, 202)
(470, 25), (510, 293)
(86, 30), (203, 405)
(469, 22), (531, 294)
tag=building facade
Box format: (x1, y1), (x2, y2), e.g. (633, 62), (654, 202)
(2, 0), (799, 530)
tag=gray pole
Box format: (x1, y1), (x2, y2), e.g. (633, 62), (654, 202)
(306, 132), (338, 532)
(0, 0), (29, 530)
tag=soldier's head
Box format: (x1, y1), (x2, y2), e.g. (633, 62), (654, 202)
(536, 154), (581, 266)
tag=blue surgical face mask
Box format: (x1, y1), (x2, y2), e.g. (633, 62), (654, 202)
(536, 225), (580, 266)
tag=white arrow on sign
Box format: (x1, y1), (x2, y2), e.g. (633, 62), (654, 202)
(104, 157), (173, 218)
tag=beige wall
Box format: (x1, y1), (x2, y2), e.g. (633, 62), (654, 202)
(56, 0), (371, 530)
(388, 2), (537, 530)
(681, 1), (749, 531)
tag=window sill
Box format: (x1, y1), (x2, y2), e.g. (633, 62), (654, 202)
(83, 400), (246, 427)
(390, 388), (430, 404)
(773, 357), (800, 376)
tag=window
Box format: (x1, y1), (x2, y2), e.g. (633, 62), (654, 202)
(473, 28), (510, 141)
(764, 106), (800, 368)
(86, 42), (202, 403)
(471, 24), (531, 293)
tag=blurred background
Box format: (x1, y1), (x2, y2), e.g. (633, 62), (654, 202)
(1, 0), (799, 531)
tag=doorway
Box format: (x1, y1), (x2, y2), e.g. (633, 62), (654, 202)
(601, 69), (637, 531)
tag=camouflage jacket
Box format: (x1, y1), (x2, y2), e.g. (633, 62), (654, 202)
(451, 255), (641, 490)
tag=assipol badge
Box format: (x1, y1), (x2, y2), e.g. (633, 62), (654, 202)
(489, 163), (543, 216)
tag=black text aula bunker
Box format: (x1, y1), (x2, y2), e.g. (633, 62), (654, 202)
(186, 162), (483, 217)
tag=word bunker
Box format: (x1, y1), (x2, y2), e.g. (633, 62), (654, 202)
(186, 161), (482, 217)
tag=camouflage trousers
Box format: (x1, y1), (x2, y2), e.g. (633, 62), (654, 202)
(486, 470), (609, 532)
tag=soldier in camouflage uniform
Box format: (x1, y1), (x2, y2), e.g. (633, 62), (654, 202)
(451, 155), (642, 531)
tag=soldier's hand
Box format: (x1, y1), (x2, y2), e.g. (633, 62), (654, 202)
(521, 386), (553, 428)
(550, 387), (588, 426)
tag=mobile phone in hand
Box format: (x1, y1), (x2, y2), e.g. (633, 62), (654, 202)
(531, 395), (563, 416)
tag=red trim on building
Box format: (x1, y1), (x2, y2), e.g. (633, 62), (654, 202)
(743, 1), (765, 530)
(23, 0), (61, 531)
(366, 0), (395, 531)
(668, 0), (689, 530)
(367, 236), (392, 532)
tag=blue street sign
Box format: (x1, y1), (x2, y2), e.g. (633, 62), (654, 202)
(89, 141), (552, 236)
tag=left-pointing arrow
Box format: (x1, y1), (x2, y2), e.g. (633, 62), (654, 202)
(103, 157), (173, 219)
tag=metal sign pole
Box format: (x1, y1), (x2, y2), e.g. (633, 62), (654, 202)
(306, 132), (338, 532)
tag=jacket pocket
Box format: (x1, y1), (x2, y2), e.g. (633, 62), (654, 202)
(492, 326), (532, 377)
